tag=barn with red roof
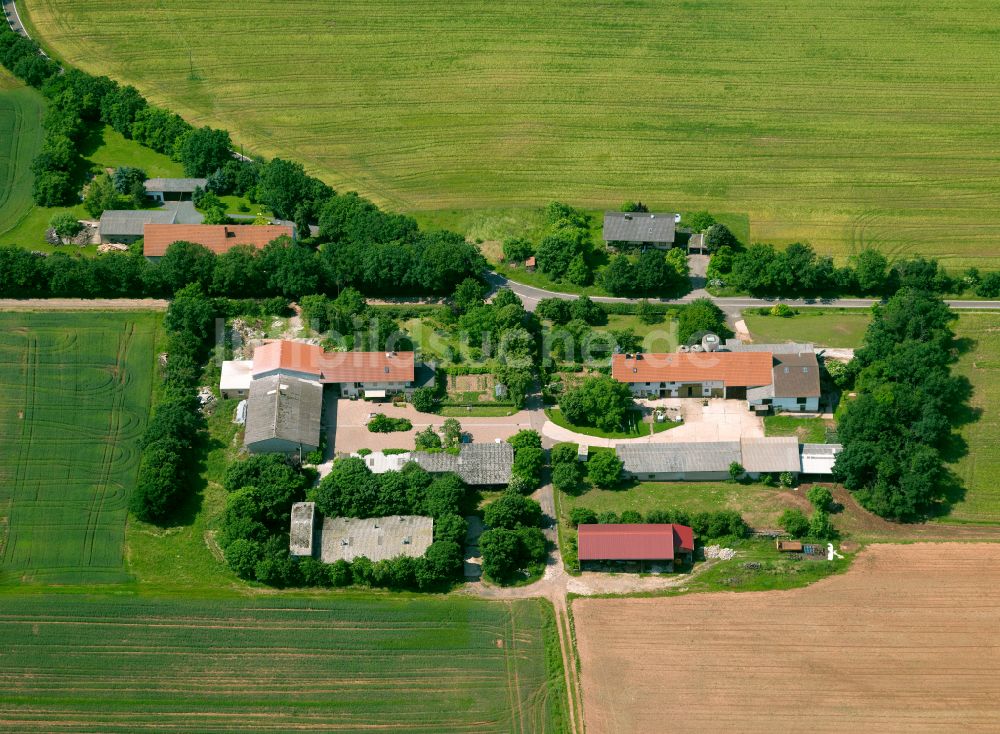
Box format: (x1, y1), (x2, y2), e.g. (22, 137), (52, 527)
(577, 523), (695, 571)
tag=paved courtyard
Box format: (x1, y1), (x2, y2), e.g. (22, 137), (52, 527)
(331, 398), (535, 454)
(541, 398), (764, 448)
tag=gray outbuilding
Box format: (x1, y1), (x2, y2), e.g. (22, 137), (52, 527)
(617, 441), (742, 481)
(98, 208), (177, 244)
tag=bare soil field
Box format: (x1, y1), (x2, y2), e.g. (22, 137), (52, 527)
(575, 543), (1000, 734)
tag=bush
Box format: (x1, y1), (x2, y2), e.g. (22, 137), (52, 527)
(550, 442), (578, 465)
(508, 429), (542, 451)
(49, 212), (82, 239)
(558, 375), (634, 432)
(568, 507), (598, 527)
(808, 509), (836, 539)
(512, 446), (545, 488)
(806, 485), (833, 511)
(224, 539), (262, 579)
(483, 492), (543, 530)
(506, 475), (533, 495)
(552, 462), (580, 492)
(596, 511), (620, 524)
(414, 426), (442, 449)
(587, 451), (622, 488)
(779, 508), (810, 539)
(770, 303), (794, 317)
(619, 510), (643, 524)
(367, 414), (412, 433)
(728, 462), (745, 482)
(410, 386), (437, 413)
(779, 471), (796, 488)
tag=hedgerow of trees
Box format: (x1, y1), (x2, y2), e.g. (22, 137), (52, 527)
(708, 237), (964, 299)
(128, 284), (213, 523)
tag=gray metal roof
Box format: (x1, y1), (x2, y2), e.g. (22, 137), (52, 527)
(319, 515), (433, 563)
(603, 211), (676, 244)
(723, 339), (815, 354)
(616, 441), (741, 474)
(244, 374), (322, 449)
(99, 208), (177, 236)
(741, 437), (801, 473)
(772, 352), (821, 398)
(144, 177), (208, 193)
(289, 502), (316, 556)
(412, 442), (514, 485)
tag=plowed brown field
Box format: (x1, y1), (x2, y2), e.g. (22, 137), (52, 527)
(575, 543), (1000, 734)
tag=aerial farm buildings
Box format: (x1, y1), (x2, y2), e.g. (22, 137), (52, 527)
(221, 340), (435, 454)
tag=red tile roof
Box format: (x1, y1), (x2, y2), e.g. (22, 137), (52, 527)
(611, 352), (773, 387)
(577, 524), (695, 561)
(142, 224), (293, 256)
(251, 340), (415, 383)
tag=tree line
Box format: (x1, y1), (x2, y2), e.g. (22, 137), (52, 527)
(833, 289), (971, 520)
(711, 242), (968, 298)
(0, 228), (484, 299)
(128, 284), (214, 523)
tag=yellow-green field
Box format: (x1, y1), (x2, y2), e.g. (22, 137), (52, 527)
(23, 0), (1000, 268)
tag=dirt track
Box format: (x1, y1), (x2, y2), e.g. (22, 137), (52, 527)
(0, 298), (169, 311)
(575, 543), (1000, 734)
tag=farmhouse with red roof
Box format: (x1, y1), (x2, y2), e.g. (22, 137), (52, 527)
(612, 339), (821, 412)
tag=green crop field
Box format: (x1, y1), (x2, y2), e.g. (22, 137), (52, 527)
(0, 594), (564, 733)
(0, 71), (45, 244)
(23, 0), (1000, 268)
(941, 312), (1000, 524)
(0, 312), (159, 584)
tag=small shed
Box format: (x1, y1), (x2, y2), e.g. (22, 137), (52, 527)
(776, 540), (803, 552)
(144, 177), (208, 202)
(525, 256), (536, 271)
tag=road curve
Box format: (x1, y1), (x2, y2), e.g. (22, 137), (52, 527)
(486, 271), (1000, 313)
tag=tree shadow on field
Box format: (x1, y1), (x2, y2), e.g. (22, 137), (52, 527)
(167, 428), (221, 527)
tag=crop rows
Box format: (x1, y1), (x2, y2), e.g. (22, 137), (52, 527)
(0, 594), (558, 733)
(0, 312), (158, 583)
(23, 0), (1000, 267)
(0, 73), (45, 242)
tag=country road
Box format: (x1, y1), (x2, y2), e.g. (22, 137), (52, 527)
(485, 271), (1000, 314)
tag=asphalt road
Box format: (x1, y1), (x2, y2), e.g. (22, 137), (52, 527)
(485, 271), (1000, 313)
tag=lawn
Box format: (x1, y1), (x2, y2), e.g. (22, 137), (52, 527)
(559, 481), (805, 531)
(1, 120), (186, 252)
(938, 312), (1000, 524)
(0, 312), (161, 584)
(545, 407), (661, 440)
(23, 0), (1000, 269)
(0, 594), (566, 733)
(125, 395), (243, 591)
(0, 70), (46, 247)
(764, 415), (835, 443)
(744, 309), (872, 348)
